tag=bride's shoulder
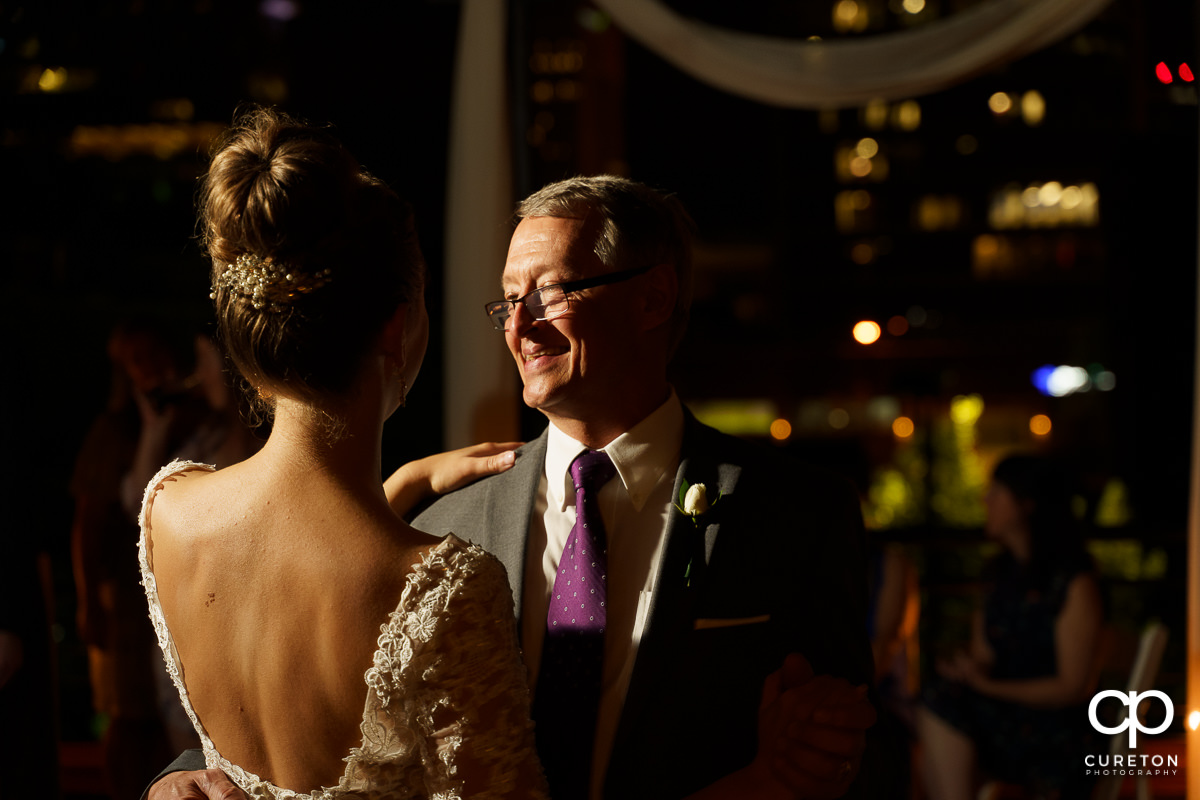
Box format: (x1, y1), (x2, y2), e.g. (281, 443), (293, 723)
(142, 460), (213, 520)
(141, 460), (246, 550)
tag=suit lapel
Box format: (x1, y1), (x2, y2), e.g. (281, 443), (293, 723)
(485, 430), (547, 621)
(608, 414), (742, 771)
(672, 414), (742, 590)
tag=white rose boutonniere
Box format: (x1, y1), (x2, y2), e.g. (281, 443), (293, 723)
(683, 483), (709, 517)
(674, 479), (721, 586)
(674, 479), (720, 527)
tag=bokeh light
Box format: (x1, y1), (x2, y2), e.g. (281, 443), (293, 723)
(260, 0), (299, 21)
(1030, 414), (1052, 436)
(850, 243), (875, 264)
(829, 408), (850, 429)
(862, 99), (889, 130)
(886, 315), (909, 336)
(950, 394), (984, 426)
(833, 0), (868, 33)
(988, 92), (1013, 114)
(849, 156), (873, 177)
(894, 100), (921, 131)
(38, 67), (67, 92)
(853, 320), (882, 344)
(1020, 90), (1046, 125)
(1156, 61), (1173, 84)
(1032, 365), (1055, 395)
(1047, 365), (1090, 397)
(770, 418), (792, 440)
(892, 416), (915, 438)
(1038, 181), (1063, 206)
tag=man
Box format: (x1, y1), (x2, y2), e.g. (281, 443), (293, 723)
(146, 176), (876, 799)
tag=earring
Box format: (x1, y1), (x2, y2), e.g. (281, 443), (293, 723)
(391, 359), (407, 408)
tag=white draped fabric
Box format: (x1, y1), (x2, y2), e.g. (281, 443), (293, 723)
(591, 0), (1113, 108)
(442, 0), (1116, 446)
(443, 0), (518, 448)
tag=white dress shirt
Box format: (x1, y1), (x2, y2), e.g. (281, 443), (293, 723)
(521, 391), (684, 798)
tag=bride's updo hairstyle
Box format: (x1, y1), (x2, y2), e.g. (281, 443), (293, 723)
(200, 106), (423, 409)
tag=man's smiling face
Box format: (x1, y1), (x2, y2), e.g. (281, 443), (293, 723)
(501, 214), (641, 428)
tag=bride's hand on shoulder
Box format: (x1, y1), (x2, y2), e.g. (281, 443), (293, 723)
(385, 442), (523, 517)
(148, 769), (247, 800)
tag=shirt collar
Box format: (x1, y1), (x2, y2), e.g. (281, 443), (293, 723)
(545, 390), (685, 513)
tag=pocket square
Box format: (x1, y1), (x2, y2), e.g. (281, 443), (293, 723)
(693, 614), (770, 630)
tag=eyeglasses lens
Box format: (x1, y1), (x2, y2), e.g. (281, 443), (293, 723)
(486, 285), (571, 331)
(531, 286), (568, 320)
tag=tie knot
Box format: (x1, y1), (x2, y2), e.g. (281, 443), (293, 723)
(570, 449), (615, 493)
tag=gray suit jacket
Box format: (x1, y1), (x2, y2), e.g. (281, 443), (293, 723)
(412, 412), (875, 799)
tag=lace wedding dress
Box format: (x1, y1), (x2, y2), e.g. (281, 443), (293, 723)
(138, 461), (547, 800)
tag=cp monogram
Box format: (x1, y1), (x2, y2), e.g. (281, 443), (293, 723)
(1088, 690), (1174, 748)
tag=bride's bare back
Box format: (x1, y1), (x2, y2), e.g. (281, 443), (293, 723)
(144, 457), (438, 790)
(142, 107), (544, 799)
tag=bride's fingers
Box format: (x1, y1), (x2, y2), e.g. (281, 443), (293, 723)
(461, 441), (524, 456)
(421, 443), (524, 494)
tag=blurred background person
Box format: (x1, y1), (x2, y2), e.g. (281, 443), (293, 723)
(867, 534), (920, 799)
(119, 330), (257, 520)
(70, 319), (190, 799)
(917, 454), (1104, 800)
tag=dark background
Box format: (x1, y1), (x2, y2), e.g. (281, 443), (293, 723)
(0, 0), (1195, 791)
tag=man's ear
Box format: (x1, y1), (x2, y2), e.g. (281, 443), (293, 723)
(639, 262), (678, 332)
(381, 303), (411, 365)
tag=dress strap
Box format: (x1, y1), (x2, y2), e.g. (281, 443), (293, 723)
(136, 460), (218, 765)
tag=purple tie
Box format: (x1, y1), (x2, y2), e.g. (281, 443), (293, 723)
(533, 449), (615, 800)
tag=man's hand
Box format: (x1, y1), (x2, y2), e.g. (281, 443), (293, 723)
(756, 654), (876, 799)
(148, 769), (247, 800)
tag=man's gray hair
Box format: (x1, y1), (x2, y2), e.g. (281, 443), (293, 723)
(516, 175), (695, 355)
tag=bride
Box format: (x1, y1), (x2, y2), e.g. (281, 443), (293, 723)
(137, 107), (547, 799)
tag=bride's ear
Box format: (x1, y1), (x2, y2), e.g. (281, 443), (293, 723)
(380, 304), (411, 366)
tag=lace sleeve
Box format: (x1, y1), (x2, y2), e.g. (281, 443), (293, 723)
(414, 545), (549, 800)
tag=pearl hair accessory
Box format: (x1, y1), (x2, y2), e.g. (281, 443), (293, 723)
(211, 253), (333, 312)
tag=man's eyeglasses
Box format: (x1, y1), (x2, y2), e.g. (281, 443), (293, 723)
(484, 263), (655, 331)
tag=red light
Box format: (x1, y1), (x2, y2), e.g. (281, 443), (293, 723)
(1156, 61), (1174, 84)
(1181, 63), (1194, 82)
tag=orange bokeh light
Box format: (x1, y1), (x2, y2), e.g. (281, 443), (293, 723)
(770, 418), (792, 440)
(1030, 414), (1052, 436)
(853, 320), (882, 344)
(886, 315), (909, 336)
(892, 416), (915, 438)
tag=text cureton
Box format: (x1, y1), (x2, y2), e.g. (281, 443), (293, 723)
(1084, 754), (1178, 767)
